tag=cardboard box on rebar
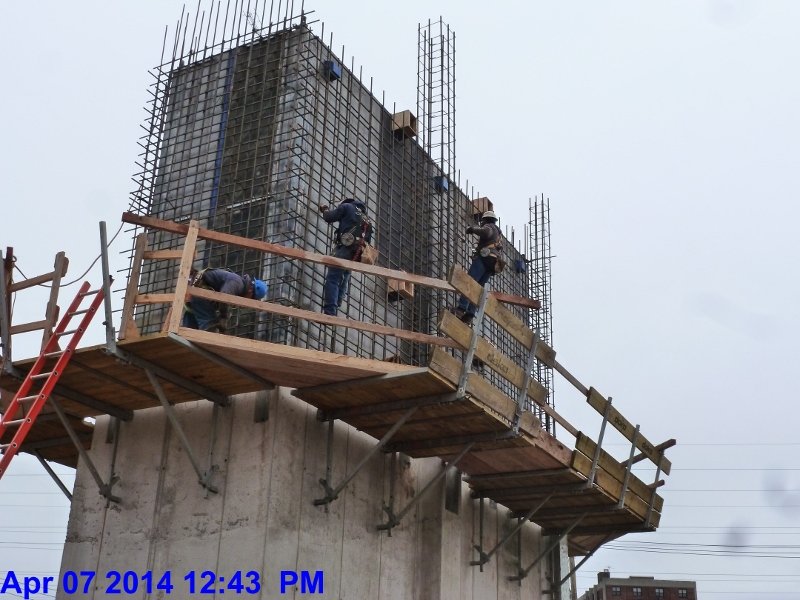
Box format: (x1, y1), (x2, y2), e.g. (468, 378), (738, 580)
(387, 278), (415, 301)
(472, 197), (494, 216)
(392, 110), (418, 139)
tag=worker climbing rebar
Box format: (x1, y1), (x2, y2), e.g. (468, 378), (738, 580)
(318, 198), (374, 317)
(454, 210), (506, 325)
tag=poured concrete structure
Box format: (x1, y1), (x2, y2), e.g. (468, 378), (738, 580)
(60, 389), (558, 599)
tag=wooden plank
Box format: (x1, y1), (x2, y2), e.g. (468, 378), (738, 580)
(438, 311), (549, 403)
(122, 212), (455, 293)
(8, 270), (59, 292)
(573, 434), (664, 513)
(10, 319), (48, 334)
(167, 220), (199, 333)
(448, 265), (556, 366)
(294, 368), (437, 403)
(426, 348), (546, 441)
(143, 249), (184, 260)
(134, 293), (176, 305)
(119, 233), (146, 341)
(176, 327), (414, 388)
(586, 388), (672, 475)
(41, 251), (68, 351)
(490, 291), (541, 310)
(189, 286), (454, 347)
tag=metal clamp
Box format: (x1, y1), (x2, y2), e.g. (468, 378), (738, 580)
(514, 326), (541, 432)
(377, 442), (473, 534)
(457, 285), (491, 398)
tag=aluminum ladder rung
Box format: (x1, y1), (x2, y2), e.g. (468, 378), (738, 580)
(17, 395), (42, 404)
(30, 372), (54, 380)
(67, 308), (93, 317)
(78, 289), (101, 297)
(44, 351), (64, 359)
(2, 418), (29, 428)
(56, 329), (80, 337)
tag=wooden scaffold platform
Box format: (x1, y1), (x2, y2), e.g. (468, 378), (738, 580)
(0, 215), (675, 578)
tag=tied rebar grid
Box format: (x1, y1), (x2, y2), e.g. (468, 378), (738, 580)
(527, 195), (555, 434)
(123, 2), (537, 393)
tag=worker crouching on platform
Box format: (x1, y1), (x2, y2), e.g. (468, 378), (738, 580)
(454, 210), (506, 325)
(182, 268), (267, 332)
(318, 198), (374, 316)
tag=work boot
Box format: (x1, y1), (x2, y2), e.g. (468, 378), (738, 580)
(460, 312), (475, 325)
(471, 357), (485, 371)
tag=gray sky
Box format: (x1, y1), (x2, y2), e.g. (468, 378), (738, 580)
(1, 1), (799, 597)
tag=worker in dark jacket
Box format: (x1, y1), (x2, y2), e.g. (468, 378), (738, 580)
(182, 268), (267, 332)
(455, 210), (503, 324)
(318, 198), (373, 316)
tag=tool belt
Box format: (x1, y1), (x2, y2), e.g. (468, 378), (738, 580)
(476, 242), (506, 273)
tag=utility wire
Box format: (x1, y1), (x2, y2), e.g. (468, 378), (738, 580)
(12, 221), (124, 288)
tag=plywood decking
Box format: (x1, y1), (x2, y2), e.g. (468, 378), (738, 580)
(0, 329), (417, 469)
(2, 222), (671, 560)
(1, 323), (663, 556)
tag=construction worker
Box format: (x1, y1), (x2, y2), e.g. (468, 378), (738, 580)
(454, 210), (505, 325)
(182, 268), (267, 332)
(318, 198), (373, 316)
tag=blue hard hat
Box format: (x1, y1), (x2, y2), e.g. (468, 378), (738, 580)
(253, 279), (267, 300)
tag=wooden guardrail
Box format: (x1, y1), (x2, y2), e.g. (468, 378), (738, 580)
(118, 215), (471, 348)
(444, 263), (673, 524)
(0, 248), (69, 360)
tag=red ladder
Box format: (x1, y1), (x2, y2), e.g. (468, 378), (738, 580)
(0, 281), (105, 479)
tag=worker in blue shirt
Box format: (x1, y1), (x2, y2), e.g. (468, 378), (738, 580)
(182, 268), (267, 332)
(318, 198), (373, 316)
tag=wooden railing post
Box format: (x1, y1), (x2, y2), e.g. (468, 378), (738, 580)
(119, 233), (147, 341)
(167, 221), (200, 334)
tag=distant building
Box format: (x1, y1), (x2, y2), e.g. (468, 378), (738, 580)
(578, 570), (697, 600)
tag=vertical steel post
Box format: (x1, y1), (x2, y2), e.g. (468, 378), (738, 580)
(99, 222), (116, 352)
(514, 326), (541, 432)
(146, 369), (218, 493)
(0, 249), (13, 372)
(588, 397), (612, 487)
(457, 285), (490, 398)
(618, 425), (640, 509)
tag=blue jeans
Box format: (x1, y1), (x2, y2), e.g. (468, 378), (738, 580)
(323, 246), (355, 316)
(457, 255), (494, 317)
(182, 297), (220, 330)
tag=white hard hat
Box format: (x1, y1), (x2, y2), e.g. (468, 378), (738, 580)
(481, 210), (497, 221)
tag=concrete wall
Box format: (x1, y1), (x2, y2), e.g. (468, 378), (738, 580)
(59, 388), (553, 599)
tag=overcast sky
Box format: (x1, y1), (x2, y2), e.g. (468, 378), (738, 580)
(2, 1), (799, 598)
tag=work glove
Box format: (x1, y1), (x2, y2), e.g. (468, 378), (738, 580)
(466, 226), (478, 234)
(318, 204), (329, 213)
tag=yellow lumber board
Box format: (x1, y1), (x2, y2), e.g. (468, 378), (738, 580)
(167, 221), (199, 332)
(586, 388), (672, 475)
(448, 265), (556, 366)
(574, 434), (664, 513)
(10, 319), (48, 334)
(438, 312), (548, 404)
(119, 233), (146, 340)
(134, 293), (175, 305)
(143, 249), (184, 260)
(122, 212), (455, 293)
(189, 287), (453, 347)
(177, 327), (414, 388)
(490, 291), (541, 310)
(428, 348), (544, 440)
(570, 451), (661, 524)
(9, 271), (59, 292)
